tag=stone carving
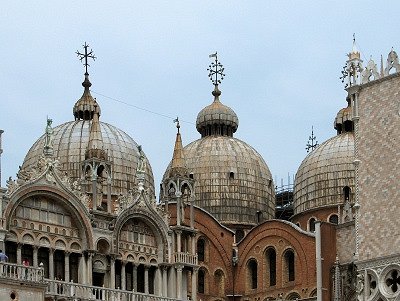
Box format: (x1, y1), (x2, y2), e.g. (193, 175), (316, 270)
(44, 118), (54, 156)
(361, 59), (380, 84)
(356, 273), (364, 301)
(5, 177), (18, 196)
(385, 49), (400, 75)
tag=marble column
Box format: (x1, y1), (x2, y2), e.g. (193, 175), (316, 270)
(155, 267), (162, 295)
(144, 265), (149, 294)
(132, 264), (137, 291)
(162, 266), (168, 297)
(33, 246), (38, 268)
(176, 230), (182, 253)
(176, 265), (183, 300)
(17, 243), (22, 264)
(78, 253), (86, 284)
(191, 268), (198, 301)
(110, 256), (115, 289)
(65, 252), (70, 282)
(49, 249), (54, 280)
(107, 178), (112, 213)
(121, 261), (126, 290)
(87, 252), (93, 285)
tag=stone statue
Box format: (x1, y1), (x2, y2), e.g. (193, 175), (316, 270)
(44, 118), (54, 156)
(137, 146), (146, 173)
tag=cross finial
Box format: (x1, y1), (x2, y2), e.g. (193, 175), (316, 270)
(207, 52), (225, 86)
(306, 126), (318, 153)
(76, 42), (96, 75)
(173, 117), (180, 133)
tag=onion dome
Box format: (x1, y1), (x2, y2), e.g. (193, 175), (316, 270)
(196, 86), (239, 137)
(334, 98), (353, 134)
(73, 75), (101, 121)
(293, 103), (355, 217)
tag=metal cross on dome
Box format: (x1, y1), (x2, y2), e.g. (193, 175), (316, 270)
(76, 42), (96, 75)
(207, 52), (225, 86)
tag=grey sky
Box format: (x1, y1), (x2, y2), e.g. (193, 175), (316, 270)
(1, 1), (398, 194)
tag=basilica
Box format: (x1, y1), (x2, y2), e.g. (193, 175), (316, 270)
(0, 40), (399, 301)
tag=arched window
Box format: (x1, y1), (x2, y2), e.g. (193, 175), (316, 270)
(287, 292), (301, 300)
(329, 214), (339, 224)
(248, 259), (258, 289)
(198, 269), (205, 293)
(284, 250), (295, 282)
(343, 186), (351, 201)
(266, 248), (276, 286)
(197, 239), (205, 262)
(309, 218), (316, 232)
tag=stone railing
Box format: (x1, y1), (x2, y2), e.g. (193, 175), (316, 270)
(46, 279), (179, 301)
(0, 261), (45, 283)
(173, 252), (198, 265)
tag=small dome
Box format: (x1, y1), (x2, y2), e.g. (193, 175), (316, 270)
(163, 136), (275, 226)
(293, 132), (354, 216)
(22, 120), (155, 196)
(334, 105), (353, 134)
(196, 87), (239, 137)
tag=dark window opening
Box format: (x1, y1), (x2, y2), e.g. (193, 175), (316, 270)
(198, 269), (205, 293)
(267, 249), (276, 286)
(189, 173), (194, 179)
(256, 211), (262, 223)
(197, 239), (205, 262)
(236, 229), (244, 242)
(344, 186), (351, 201)
(329, 214), (339, 224)
(309, 218), (316, 232)
(285, 250), (295, 282)
(249, 260), (258, 289)
(229, 172), (235, 179)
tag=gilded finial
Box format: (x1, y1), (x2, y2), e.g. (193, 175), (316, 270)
(207, 52), (225, 87)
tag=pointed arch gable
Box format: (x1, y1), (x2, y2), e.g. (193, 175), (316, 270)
(4, 184), (94, 250)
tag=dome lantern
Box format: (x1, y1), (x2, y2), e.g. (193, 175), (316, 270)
(196, 53), (239, 137)
(73, 42), (101, 121)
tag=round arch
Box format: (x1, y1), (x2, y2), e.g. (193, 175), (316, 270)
(113, 203), (170, 262)
(4, 185), (94, 250)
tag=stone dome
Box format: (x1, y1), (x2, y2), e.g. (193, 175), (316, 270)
(293, 132), (354, 216)
(22, 120), (155, 197)
(196, 86), (239, 137)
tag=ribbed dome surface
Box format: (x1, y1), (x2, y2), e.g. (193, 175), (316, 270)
(293, 132), (354, 215)
(164, 136), (275, 226)
(196, 100), (239, 132)
(22, 120), (154, 196)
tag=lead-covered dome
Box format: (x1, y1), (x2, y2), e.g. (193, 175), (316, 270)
(182, 136), (275, 225)
(293, 132), (354, 216)
(163, 85), (275, 228)
(22, 120), (155, 196)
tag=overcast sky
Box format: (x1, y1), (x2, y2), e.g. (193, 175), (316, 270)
(1, 1), (398, 194)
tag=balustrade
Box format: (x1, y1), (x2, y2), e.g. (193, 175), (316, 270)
(0, 262), (44, 282)
(173, 252), (198, 265)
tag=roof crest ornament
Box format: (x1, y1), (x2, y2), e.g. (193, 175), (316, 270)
(306, 126), (318, 153)
(340, 34), (363, 88)
(76, 42), (96, 88)
(208, 52), (225, 93)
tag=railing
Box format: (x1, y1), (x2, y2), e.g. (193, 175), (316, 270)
(173, 252), (198, 265)
(0, 262), (45, 283)
(46, 279), (179, 301)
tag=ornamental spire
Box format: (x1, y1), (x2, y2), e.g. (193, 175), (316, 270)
(169, 117), (188, 178)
